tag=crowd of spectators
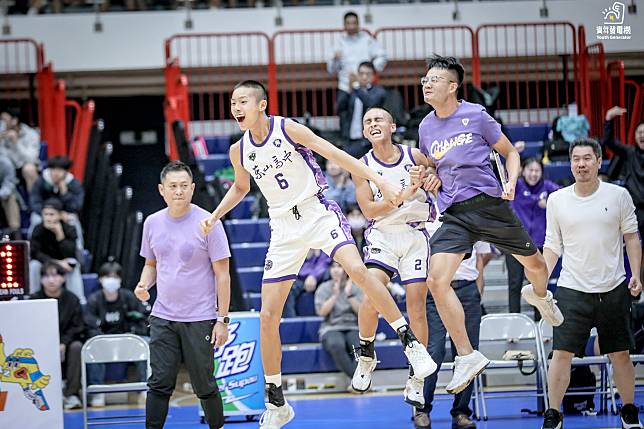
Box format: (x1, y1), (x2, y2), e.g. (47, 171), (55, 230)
(1, 109), (151, 410)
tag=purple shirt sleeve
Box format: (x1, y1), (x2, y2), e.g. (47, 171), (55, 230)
(545, 180), (561, 194)
(478, 109), (502, 147)
(207, 220), (231, 262)
(139, 218), (155, 260)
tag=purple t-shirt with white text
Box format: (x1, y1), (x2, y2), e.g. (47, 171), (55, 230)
(419, 101), (502, 213)
(140, 204), (230, 322)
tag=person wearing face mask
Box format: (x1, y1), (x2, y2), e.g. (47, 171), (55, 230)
(506, 158), (560, 316)
(85, 260), (149, 408)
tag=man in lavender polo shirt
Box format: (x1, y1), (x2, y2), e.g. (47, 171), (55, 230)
(134, 161), (230, 429)
(410, 55), (563, 396)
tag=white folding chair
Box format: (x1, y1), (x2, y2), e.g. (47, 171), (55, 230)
(475, 313), (548, 420)
(538, 320), (617, 414)
(81, 334), (150, 429)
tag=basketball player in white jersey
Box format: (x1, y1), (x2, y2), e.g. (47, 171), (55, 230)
(200, 81), (436, 428)
(350, 108), (439, 409)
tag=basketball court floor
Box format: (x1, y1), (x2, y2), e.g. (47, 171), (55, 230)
(64, 391), (643, 428)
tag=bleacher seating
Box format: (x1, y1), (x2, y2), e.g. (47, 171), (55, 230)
(231, 242), (269, 268)
(279, 316), (397, 344)
(225, 218), (271, 244)
(203, 135), (232, 154)
(504, 123), (550, 142)
(82, 273), (100, 298)
(282, 340), (408, 375)
(198, 154), (231, 174)
(229, 196), (256, 219)
(237, 267), (263, 292)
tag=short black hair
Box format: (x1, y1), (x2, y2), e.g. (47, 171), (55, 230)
(344, 11), (358, 22)
(99, 259), (123, 278)
(363, 107), (395, 124)
(160, 160), (193, 183)
(358, 61), (375, 72)
(43, 198), (63, 211)
(521, 156), (543, 170)
(41, 260), (66, 276)
(233, 80), (267, 102)
(48, 155), (73, 170)
(569, 138), (602, 159)
(426, 54), (465, 87)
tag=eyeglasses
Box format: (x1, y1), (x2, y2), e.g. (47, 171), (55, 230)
(420, 76), (455, 86)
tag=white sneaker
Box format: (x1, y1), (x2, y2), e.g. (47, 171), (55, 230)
(90, 393), (105, 408)
(446, 350), (489, 394)
(521, 284), (564, 326)
(63, 394), (82, 410)
(404, 340), (437, 380)
(351, 355), (377, 392)
(403, 376), (425, 408)
(259, 402), (295, 429)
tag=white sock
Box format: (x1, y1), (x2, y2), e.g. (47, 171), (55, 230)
(359, 335), (375, 343)
(265, 373), (282, 387)
(390, 317), (407, 332)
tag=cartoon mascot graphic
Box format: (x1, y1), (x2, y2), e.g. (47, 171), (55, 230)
(0, 333), (51, 411)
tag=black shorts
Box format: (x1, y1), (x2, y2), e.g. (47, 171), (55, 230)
(430, 193), (537, 258)
(553, 280), (635, 356)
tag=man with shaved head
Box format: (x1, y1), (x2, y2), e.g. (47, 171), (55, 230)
(351, 107), (438, 410)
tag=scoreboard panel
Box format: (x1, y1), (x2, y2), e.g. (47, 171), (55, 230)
(0, 240), (29, 299)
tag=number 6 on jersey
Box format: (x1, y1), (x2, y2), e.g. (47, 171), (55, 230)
(275, 173), (289, 190)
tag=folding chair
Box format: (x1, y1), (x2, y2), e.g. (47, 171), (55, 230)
(538, 319), (617, 414)
(475, 313), (548, 420)
(81, 334), (150, 428)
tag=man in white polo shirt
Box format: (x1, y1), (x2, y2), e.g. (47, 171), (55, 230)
(537, 138), (642, 429)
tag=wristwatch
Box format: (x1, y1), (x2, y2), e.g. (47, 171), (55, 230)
(217, 316), (230, 324)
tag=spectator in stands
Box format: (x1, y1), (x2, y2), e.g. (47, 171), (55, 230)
(506, 157), (560, 316)
(0, 108), (40, 192)
(0, 156), (22, 239)
(336, 61), (387, 158)
(85, 260), (149, 408)
(30, 155), (85, 247)
(31, 260), (86, 410)
(283, 249), (331, 318)
(327, 11), (386, 146)
(31, 155), (84, 217)
(602, 107), (644, 258)
(324, 160), (356, 212)
(314, 261), (363, 383)
(29, 198), (86, 304)
(540, 138), (641, 429)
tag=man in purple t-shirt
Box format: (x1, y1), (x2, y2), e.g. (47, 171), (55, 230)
(411, 55), (563, 397)
(134, 161), (231, 429)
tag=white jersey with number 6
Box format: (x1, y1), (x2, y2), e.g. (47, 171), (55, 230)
(240, 115), (327, 217)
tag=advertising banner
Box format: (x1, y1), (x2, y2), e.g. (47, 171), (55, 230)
(201, 311), (264, 420)
(0, 299), (63, 429)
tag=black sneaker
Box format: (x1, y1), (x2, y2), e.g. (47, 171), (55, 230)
(621, 403), (643, 429)
(542, 408), (563, 429)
